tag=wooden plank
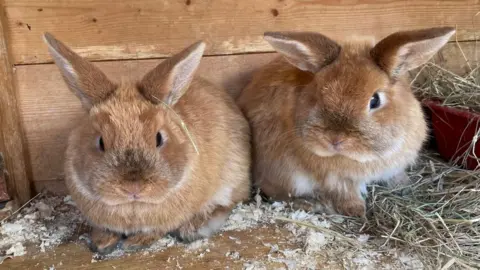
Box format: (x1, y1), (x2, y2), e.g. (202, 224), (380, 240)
(4, 0), (480, 64)
(15, 53), (275, 183)
(0, 152), (10, 201)
(0, 7), (31, 205)
(33, 179), (69, 195)
(432, 41), (479, 75)
(2, 226), (336, 270)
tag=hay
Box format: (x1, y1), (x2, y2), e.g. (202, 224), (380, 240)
(410, 43), (480, 169)
(363, 153), (480, 269)
(273, 152), (480, 268)
(411, 44), (480, 111)
(152, 95), (200, 155)
(159, 99), (200, 154)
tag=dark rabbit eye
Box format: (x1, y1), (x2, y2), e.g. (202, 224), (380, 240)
(97, 136), (105, 152)
(156, 132), (163, 147)
(370, 92), (381, 110)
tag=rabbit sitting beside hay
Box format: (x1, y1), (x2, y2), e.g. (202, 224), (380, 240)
(238, 27), (455, 217)
(44, 34), (251, 254)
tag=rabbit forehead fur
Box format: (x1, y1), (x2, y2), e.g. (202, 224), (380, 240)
(89, 81), (180, 150)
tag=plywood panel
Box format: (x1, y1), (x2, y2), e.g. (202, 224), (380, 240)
(16, 53), (275, 183)
(5, 0), (480, 64)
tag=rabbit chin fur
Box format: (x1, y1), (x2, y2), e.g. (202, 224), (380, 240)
(239, 27), (455, 216)
(67, 153), (238, 235)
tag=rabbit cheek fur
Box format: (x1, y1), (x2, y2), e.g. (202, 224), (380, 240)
(238, 28), (455, 216)
(44, 33), (250, 251)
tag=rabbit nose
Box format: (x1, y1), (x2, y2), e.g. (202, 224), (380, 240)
(122, 182), (141, 197)
(330, 136), (346, 149)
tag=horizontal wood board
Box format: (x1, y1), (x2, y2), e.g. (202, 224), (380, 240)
(2, 226), (317, 270)
(4, 0), (480, 64)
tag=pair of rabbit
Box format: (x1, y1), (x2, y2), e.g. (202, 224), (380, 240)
(44, 26), (454, 254)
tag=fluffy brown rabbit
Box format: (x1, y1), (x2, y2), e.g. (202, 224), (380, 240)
(44, 33), (251, 254)
(237, 27), (455, 217)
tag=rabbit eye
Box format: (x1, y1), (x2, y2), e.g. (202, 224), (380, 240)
(369, 92), (381, 110)
(156, 132), (163, 147)
(96, 136), (105, 152)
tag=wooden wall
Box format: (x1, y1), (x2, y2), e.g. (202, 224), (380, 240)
(0, 0), (479, 200)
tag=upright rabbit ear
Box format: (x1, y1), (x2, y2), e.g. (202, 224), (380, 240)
(263, 31), (341, 73)
(371, 27), (455, 78)
(138, 41), (205, 106)
(43, 33), (116, 110)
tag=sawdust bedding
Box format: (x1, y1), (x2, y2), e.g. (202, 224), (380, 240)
(0, 191), (423, 270)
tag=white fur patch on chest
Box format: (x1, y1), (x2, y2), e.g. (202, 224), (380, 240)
(210, 182), (234, 207)
(324, 173), (343, 191)
(366, 166), (404, 183)
(325, 173), (367, 198)
(197, 212), (229, 238)
(291, 170), (317, 196)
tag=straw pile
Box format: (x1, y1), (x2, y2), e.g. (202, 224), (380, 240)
(364, 153), (480, 269)
(411, 48), (480, 111)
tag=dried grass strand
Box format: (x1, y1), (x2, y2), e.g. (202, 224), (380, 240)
(152, 96), (199, 155)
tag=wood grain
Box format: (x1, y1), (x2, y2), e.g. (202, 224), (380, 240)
(0, 153), (10, 201)
(2, 226), (338, 270)
(4, 0), (480, 64)
(432, 41), (479, 75)
(33, 179), (68, 194)
(15, 53), (275, 183)
(0, 9), (31, 205)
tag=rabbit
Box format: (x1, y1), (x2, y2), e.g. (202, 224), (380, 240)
(237, 27), (455, 217)
(43, 33), (251, 254)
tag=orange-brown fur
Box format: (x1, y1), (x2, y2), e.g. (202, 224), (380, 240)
(44, 34), (250, 253)
(238, 28), (454, 217)
(66, 79), (250, 231)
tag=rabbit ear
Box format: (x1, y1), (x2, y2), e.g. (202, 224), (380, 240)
(264, 31), (341, 73)
(371, 27), (455, 78)
(138, 41), (205, 106)
(43, 32), (117, 110)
